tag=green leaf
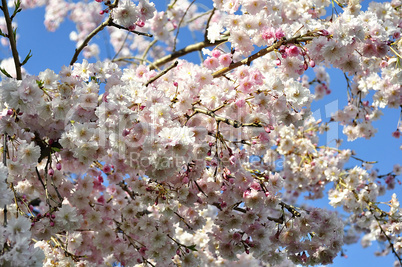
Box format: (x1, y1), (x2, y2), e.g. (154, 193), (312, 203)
(21, 50), (32, 66)
(13, 28), (17, 42)
(0, 67), (13, 78)
(186, 244), (197, 251)
(0, 29), (6, 38)
(36, 79), (44, 87)
(11, 0), (22, 20)
(51, 147), (61, 153)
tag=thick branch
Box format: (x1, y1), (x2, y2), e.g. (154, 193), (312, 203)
(212, 36), (314, 78)
(1, 0), (21, 80)
(150, 38), (228, 70)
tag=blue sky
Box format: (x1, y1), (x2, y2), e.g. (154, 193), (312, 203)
(1, 0), (401, 266)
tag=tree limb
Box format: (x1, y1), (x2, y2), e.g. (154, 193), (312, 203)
(1, 0), (21, 80)
(212, 36), (314, 78)
(150, 38), (228, 70)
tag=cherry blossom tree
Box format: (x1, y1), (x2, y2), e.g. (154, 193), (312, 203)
(0, 0), (401, 266)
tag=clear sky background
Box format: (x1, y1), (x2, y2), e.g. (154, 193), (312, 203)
(1, 0), (401, 266)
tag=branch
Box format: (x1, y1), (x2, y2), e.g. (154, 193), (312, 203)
(373, 211), (402, 265)
(1, 0), (21, 79)
(141, 39), (157, 63)
(70, 17), (112, 66)
(108, 21), (152, 37)
(112, 56), (160, 70)
(191, 107), (263, 128)
(150, 38), (228, 70)
(145, 60), (178, 87)
(70, 15), (152, 65)
(212, 36), (314, 78)
(173, 0), (196, 52)
(2, 133), (7, 226)
(204, 7), (216, 42)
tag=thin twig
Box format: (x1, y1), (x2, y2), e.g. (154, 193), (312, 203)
(70, 10), (152, 65)
(204, 8), (216, 42)
(108, 21), (153, 37)
(186, 9), (212, 24)
(141, 39), (157, 64)
(2, 133), (6, 168)
(191, 107), (264, 128)
(70, 17), (113, 65)
(111, 32), (130, 61)
(1, 0), (21, 79)
(3, 133), (7, 226)
(174, 211), (193, 230)
(145, 60), (178, 87)
(112, 56), (160, 70)
(150, 38), (228, 70)
(212, 36), (314, 78)
(373, 212), (402, 265)
(173, 0), (196, 52)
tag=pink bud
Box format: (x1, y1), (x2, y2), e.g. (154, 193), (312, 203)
(136, 20), (145, 27)
(48, 168), (54, 176)
(173, 81), (178, 87)
(50, 221), (55, 227)
(56, 162), (62, 170)
(321, 29), (329, 36)
(211, 50), (221, 58)
(97, 195), (105, 203)
(392, 130), (401, 138)
(309, 59), (315, 68)
(7, 109), (13, 115)
(275, 59), (281, 66)
(103, 164), (111, 173)
(103, 92), (108, 102)
(122, 129), (130, 136)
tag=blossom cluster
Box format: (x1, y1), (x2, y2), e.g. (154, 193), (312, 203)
(0, 0), (401, 266)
